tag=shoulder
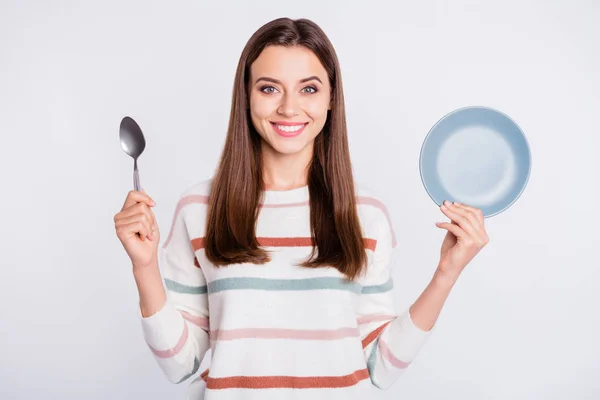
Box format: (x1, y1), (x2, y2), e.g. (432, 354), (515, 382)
(170, 178), (213, 222)
(180, 178), (213, 198)
(354, 181), (393, 226)
(354, 181), (397, 249)
(164, 178), (213, 243)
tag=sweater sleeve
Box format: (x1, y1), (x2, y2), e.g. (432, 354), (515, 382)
(139, 194), (211, 384)
(356, 209), (434, 390)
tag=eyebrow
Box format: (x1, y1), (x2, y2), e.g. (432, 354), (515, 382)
(254, 76), (323, 85)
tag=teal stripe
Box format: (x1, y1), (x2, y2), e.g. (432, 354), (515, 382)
(366, 337), (383, 389)
(175, 356), (200, 384)
(207, 277), (362, 294)
(165, 277), (393, 295)
(361, 278), (394, 294)
(164, 278), (208, 294)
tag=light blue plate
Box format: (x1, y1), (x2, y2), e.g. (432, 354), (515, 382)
(419, 106), (531, 218)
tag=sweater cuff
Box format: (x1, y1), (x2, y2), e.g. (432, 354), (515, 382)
(140, 298), (185, 351)
(384, 308), (433, 363)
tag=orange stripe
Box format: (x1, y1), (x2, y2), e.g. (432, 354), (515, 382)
(363, 238), (376, 251)
(361, 321), (391, 349)
(259, 237), (312, 247)
(205, 368), (369, 389)
(200, 368), (209, 382)
(191, 237), (205, 251)
(191, 237), (376, 251)
(164, 194), (396, 249)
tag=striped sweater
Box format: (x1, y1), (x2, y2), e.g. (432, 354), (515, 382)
(140, 179), (433, 399)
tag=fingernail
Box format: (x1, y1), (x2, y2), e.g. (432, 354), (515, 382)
(151, 200), (156, 206)
(444, 200), (451, 206)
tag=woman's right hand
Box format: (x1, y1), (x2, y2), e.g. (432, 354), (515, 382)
(114, 190), (161, 269)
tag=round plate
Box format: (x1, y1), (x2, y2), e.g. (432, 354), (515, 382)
(419, 106), (531, 218)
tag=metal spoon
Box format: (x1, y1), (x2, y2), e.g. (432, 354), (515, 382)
(119, 116), (146, 191)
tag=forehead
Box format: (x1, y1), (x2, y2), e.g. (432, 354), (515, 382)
(250, 45), (328, 83)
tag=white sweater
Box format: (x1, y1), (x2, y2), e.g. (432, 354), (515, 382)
(140, 179), (433, 399)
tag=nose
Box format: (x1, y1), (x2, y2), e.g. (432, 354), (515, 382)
(277, 93), (300, 117)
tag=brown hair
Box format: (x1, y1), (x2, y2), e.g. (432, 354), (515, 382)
(204, 17), (367, 281)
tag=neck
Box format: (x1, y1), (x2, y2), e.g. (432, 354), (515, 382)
(261, 141), (313, 191)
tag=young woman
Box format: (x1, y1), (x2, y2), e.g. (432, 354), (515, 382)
(114, 17), (489, 399)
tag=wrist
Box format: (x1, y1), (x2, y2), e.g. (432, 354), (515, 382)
(132, 253), (159, 275)
(432, 267), (460, 289)
(132, 260), (160, 284)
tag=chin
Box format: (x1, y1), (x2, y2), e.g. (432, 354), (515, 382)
(269, 140), (312, 155)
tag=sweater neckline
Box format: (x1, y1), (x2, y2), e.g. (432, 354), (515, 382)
(262, 185), (309, 205)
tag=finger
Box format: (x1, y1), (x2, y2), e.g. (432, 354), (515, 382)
(435, 221), (467, 238)
(447, 203), (482, 230)
(115, 212), (153, 230)
(122, 190), (156, 211)
(117, 221), (152, 242)
(454, 202), (485, 223)
(441, 203), (478, 236)
(450, 203), (488, 243)
(118, 211), (156, 240)
(115, 203), (155, 227)
(134, 202), (156, 226)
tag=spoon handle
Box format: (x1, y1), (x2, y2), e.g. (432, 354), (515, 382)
(133, 160), (141, 191)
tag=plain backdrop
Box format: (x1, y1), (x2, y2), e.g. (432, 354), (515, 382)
(1, 0), (599, 399)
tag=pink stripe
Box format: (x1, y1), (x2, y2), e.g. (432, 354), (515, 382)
(147, 321), (189, 358)
(378, 338), (411, 369)
(163, 195), (208, 248)
(210, 327), (359, 341)
(180, 310), (209, 330)
(356, 196), (397, 248)
(164, 194), (396, 248)
(357, 314), (398, 325)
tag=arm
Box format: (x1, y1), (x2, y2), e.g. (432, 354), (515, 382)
(357, 212), (437, 390)
(134, 257), (166, 319)
(409, 269), (458, 332)
(137, 195), (211, 384)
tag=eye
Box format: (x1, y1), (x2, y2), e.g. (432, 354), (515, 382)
(260, 85), (278, 94)
(302, 86), (317, 94)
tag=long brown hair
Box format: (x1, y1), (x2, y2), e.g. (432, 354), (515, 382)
(205, 17), (367, 281)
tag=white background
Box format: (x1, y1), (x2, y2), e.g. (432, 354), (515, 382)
(1, 0), (599, 399)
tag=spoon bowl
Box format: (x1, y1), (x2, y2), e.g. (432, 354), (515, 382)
(119, 116), (146, 191)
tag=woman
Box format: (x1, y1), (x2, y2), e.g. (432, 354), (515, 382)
(114, 17), (489, 399)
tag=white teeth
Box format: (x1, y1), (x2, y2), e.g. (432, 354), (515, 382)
(275, 124), (305, 132)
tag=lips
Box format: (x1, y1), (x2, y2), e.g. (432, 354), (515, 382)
(270, 122), (308, 138)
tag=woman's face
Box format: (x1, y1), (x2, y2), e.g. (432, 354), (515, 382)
(248, 45), (331, 158)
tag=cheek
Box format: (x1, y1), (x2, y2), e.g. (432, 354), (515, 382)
(250, 94), (277, 120)
(303, 97), (330, 123)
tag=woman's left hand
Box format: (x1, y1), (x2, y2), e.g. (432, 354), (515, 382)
(434, 200), (489, 280)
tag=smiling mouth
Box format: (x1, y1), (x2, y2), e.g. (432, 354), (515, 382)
(270, 122), (308, 137)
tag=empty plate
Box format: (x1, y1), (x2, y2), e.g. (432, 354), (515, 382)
(419, 106), (531, 218)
